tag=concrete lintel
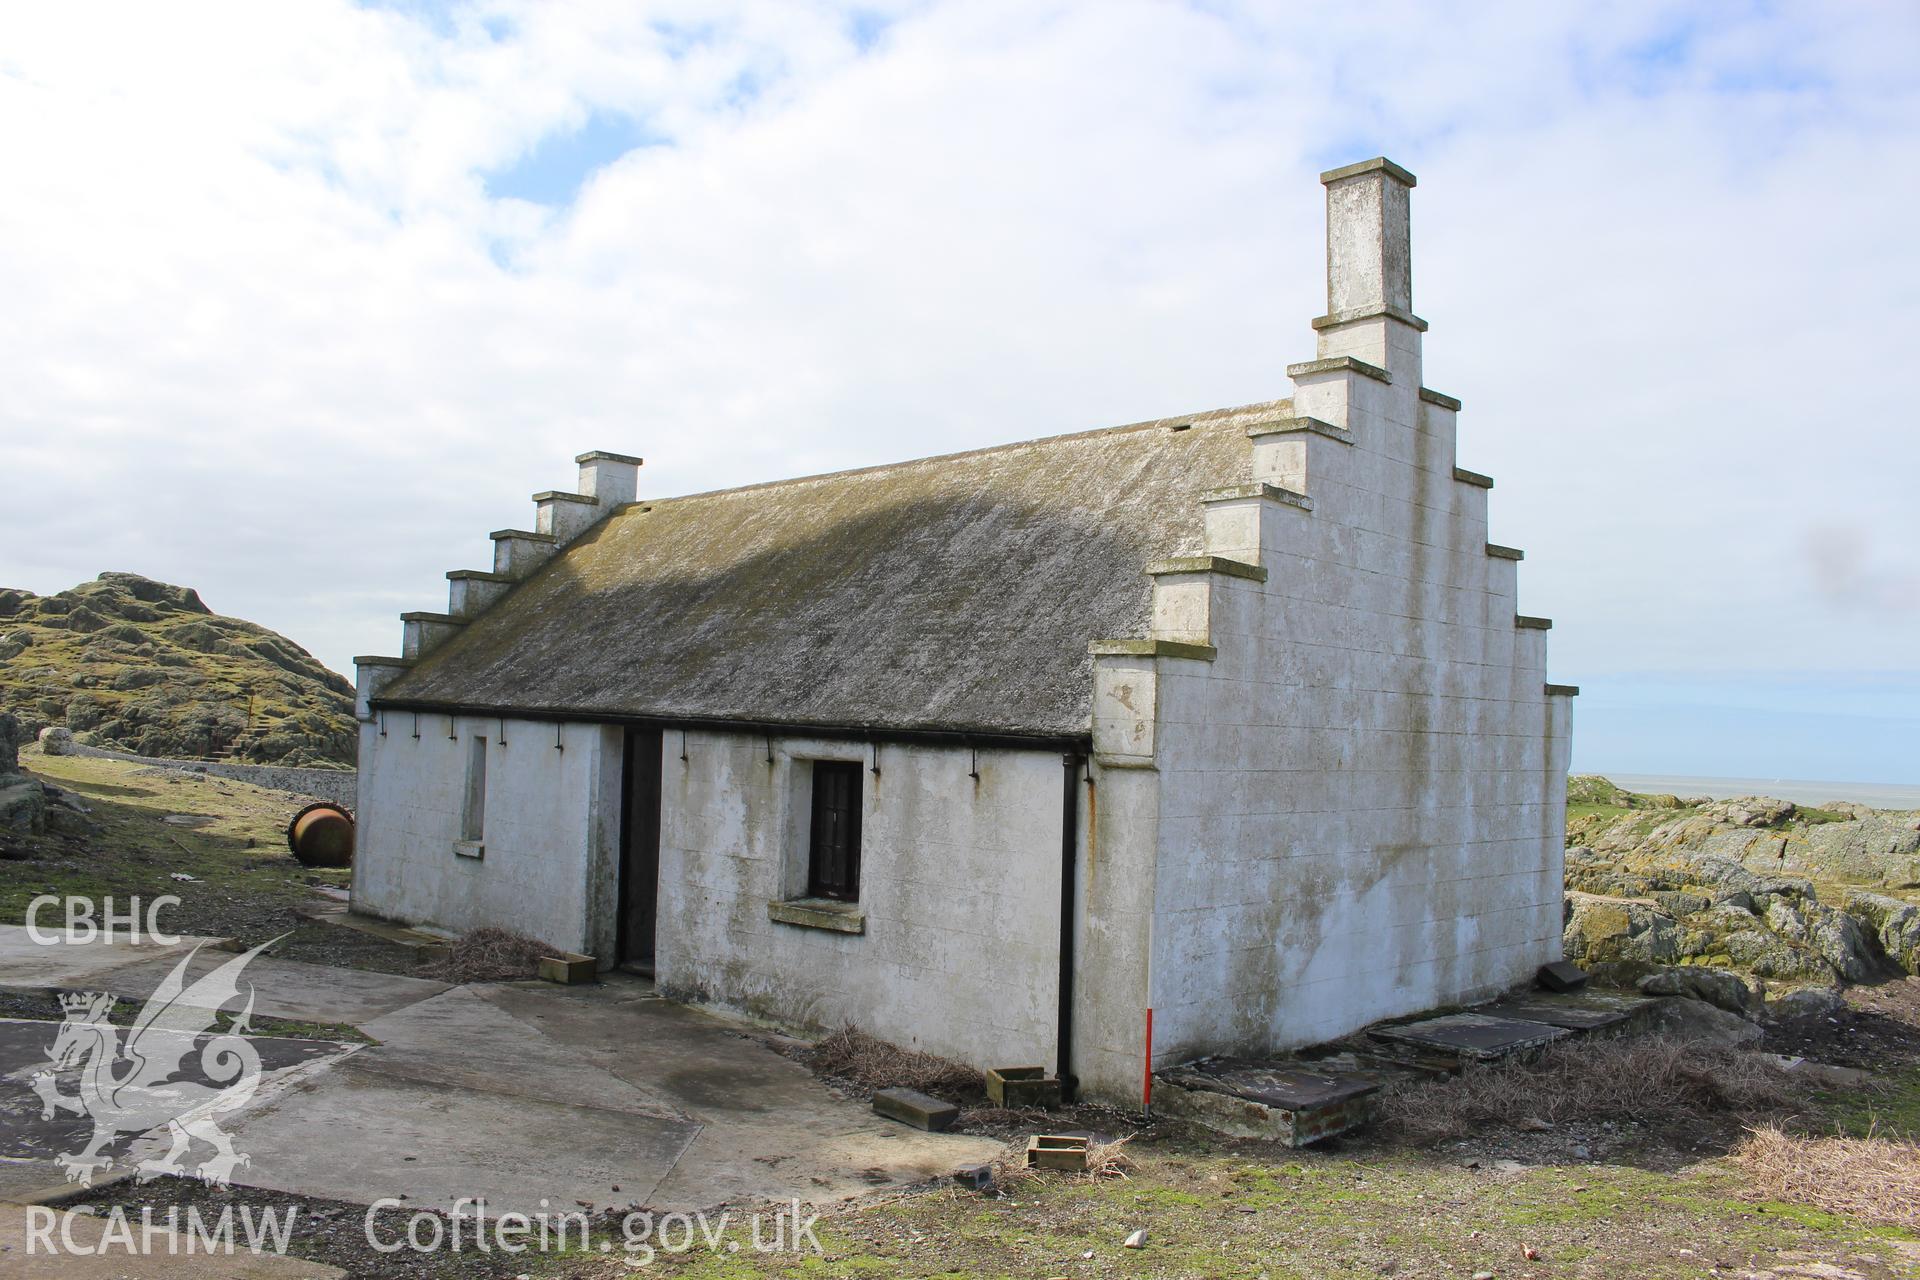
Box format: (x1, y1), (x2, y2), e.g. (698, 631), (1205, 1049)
(1201, 482), (1314, 512)
(1485, 544), (1525, 561)
(489, 528), (558, 544)
(446, 569), (513, 582)
(1286, 355), (1392, 384)
(1515, 615), (1554, 631)
(399, 611), (463, 625)
(1321, 156), (1417, 188)
(1311, 304), (1428, 332)
(1545, 683), (1581, 697)
(533, 490), (597, 505)
(353, 655), (413, 668)
(1146, 556), (1269, 583)
(1452, 466), (1494, 489)
(575, 450), (644, 466)
(1089, 639), (1218, 661)
(1245, 416), (1354, 446)
(1419, 387), (1463, 411)
(767, 899), (866, 935)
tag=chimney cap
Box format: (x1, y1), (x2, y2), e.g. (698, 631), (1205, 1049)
(1320, 156), (1417, 188)
(575, 450), (643, 466)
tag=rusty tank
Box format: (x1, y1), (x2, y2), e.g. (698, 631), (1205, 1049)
(286, 801), (355, 868)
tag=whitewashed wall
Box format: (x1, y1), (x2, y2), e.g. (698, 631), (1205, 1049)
(352, 713), (620, 955)
(655, 731), (1069, 1073)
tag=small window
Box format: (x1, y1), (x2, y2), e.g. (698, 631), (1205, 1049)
(461, 736), (488, 842)
(807, 760), (862, 902)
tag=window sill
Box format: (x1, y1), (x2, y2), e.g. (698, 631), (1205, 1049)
(454, 840), (485, 860)
(767, 898), (865, 935)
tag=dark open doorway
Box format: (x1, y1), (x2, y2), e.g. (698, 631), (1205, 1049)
(617, 726), (663, 973)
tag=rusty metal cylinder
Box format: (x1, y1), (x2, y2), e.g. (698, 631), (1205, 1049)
(286, 801), (355, 868)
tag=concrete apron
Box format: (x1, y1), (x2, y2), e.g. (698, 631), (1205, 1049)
(223, 976), (1003, 1216)
(0, 923), (998, 1219)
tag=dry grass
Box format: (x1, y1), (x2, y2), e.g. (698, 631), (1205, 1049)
(807, 1026), (982, 1100)
(1733, 1123), (1920, 1230)
(1083, 1134), (1136, 1181)
(426, 925), (560, 983)
(1378, 1035), (1804, 1145)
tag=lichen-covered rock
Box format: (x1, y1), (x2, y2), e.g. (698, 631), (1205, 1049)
(1644, 996), (1764, 1047)
(1637, 966), (1760, 1017)
(1721, 928), (1836, 982)
(0, 712), (19, 774)
(1701, 796), (1797, 828)
(1804, 904), (1878, 982)
(1652, 890), (1712, 918)
(35, 725), (73, 756)
(1846, 891), (1920, 972)
(1563, 892), (1679, 964)
(1766, 986), (1846, 1022)
(1766, 899), (1808, 940)
(0, 775), (46, 834)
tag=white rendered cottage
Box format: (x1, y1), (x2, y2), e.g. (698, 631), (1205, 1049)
(353, 158), (1573, 1104)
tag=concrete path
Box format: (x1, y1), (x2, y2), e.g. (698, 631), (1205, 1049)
(90, 952), (449, 1028)
(226, 976), (1002, 1215)
(0, 928), (1002, 1220)
(0, 1202), (344, 1278)
(0, 926), (230, 991)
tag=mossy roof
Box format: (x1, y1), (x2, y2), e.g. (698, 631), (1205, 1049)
(381, 400), (1282, 738)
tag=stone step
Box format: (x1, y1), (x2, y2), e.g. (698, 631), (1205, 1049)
(1154, 1058), (1409, 1147)
(872, 1087), (959, 1132)
(1368, 1012), (1573, 1071)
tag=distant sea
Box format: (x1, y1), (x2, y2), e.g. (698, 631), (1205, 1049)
(1602, 773), (1920, 810)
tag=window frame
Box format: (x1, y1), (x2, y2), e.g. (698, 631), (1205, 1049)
(805, 759), (863, 902)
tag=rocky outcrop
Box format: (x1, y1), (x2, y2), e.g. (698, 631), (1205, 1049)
(1562, 891), (1678, 965)
(1847, 891), (1920, 971)
(0, 712), (46, 835)
(0, 573), (354, 767)
(1565, 777), (1920, 996)
(1636, 966), (1760, 1017)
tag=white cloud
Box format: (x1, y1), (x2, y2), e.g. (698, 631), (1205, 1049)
(1, 0), (1916, 775)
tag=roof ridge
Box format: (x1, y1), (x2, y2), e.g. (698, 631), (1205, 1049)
(628, 397), (1291, 511)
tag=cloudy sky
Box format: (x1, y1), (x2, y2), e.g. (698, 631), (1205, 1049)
(2, 1), (1915, 784)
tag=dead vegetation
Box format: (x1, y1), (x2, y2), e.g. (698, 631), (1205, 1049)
(1378, 1035), (1805, 1144)
(1733, 1123), (1920, 1230)
(807, 1025), (983, 1100)
(425, 925), (558, 983)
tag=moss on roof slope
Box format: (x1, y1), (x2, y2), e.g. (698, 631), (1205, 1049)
(382, 401), (1282, 738)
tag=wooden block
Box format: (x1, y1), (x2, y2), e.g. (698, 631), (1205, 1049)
(537, 952), (596, 984)
(873, 1087), (959, 1132)
(986, 1066), (1061, 1109)
(1025, 1134), (1089, 1171)
(1537, 960), (1590, 993)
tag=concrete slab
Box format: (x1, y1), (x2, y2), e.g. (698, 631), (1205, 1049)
(224, 1056), (703, 1217)
(1155, 1056), (1407, 1145)
(0, 926), (227, 991)
(477, 979), (1003, 1208)
(90, 953), (447, 1028)
(347, 985), (679, 1117)
(1370, 1012), (1572, 1066)
(0, 1019), (351, 1180)
(0, 1202), (344, 1278)
(1483, 991), (1660, 1033)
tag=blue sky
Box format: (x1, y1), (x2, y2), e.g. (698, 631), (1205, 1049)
(1, 1), (1915, 784)
(483, 110), (661, 205)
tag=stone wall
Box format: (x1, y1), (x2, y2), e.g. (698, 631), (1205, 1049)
(1088, 158), (1571, 1087)
(351, 713), (613, 955)
(655, 731), (1068, 1074)
(63, 742), (358, 808)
